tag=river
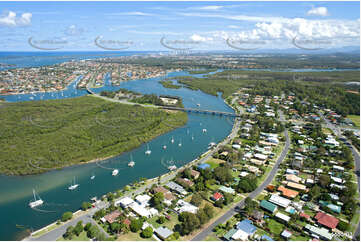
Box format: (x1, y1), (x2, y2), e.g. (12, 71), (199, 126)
(0, 70), (234, 241)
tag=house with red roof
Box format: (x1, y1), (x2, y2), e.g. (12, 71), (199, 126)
(314, 212), (339, 229)
(211, 192), (224, 202)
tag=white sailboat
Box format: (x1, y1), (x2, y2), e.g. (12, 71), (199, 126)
(163, 144), (167, 149)
(68, 177), (79, 190)
(112, 169), (119, 176)
(128, 154), (135, 167)
(191, 134), (194, 140)
(90, 173), (95, 180)
(29, 189), (44, 208)
(202, 128), (207, 133)
(178, 139), (182, 147)
(145, 144), (151, 155)
(171, 136), (174, 144)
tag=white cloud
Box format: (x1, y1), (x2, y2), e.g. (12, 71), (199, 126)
(307, 7), (329, 17)
(190, 34), (213, 42)
(0, 11), (32, 27)
(107, 11), (154, 16)
(198, 6), (224, 10)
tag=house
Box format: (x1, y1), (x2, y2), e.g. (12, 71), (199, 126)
(135, 194), (151, 207)
(251, 158), (265, 166)
(115, 197), (135, 208)
(275, 212), (291, 223)
(285, 174), (302, 183)
(176, 177), (194, 188)
(278, 186), (299, 199)
(314, 212), (339, 229)
(190, 169), (200, 179)
(305, 224), (333, 240)
(166, 181), (187, 195)
(254, 153), (268, 160)
(234, 219), (257, 240)
(175, 200), (198, 214)
(319, 201), (341, 213)
(299, 212), (311, 220)
(261, 234), (274, 241)
(197, 163), (211, 170)
(244, 165), (260, 174)
(219, 186), (235, 195)
(260, 200), (277, 214)
(286, 182), (307, 191)
(211, 192), (224, 202)
(155, 226), (173, 240)
(103, 210), (121, 224)
(223, 228), (238, 241)
(269, 194), (291, 208)
(151, 186), (176, 202)
(129, 202), (158, 218)
(281, 229), (292, 239)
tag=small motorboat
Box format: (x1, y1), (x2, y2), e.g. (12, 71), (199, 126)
(112, 169), (119, 176)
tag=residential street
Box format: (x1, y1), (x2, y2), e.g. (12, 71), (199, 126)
(191, 128), (290, 241)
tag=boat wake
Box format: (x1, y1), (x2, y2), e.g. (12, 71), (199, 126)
(31, 206), (56, 213)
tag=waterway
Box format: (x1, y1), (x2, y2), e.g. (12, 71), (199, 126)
(0, 70), (234, 241)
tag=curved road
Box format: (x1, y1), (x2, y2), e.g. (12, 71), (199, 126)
(192, 129), (290, 241)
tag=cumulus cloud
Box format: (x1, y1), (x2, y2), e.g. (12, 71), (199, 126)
(190, 34), (213, 42)
(307, 7), (329, 17)
(0, 11), (32, 27)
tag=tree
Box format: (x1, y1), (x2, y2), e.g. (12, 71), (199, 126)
(190, 193), (203, 207)
(310, 185), (321, 201)
(337, 220), (350, 231)
(110, 222), (121, 234)
(61, 211), (73, 222)
(141, 226), (153, 238)
(73, 221), (83, 236)
(63, 225), (74, 239)
(178, 212), (200, 235)
(197, 208), (209, 225)
(319, 174), (331, 188)
(150, 192), (164, 211)
(81, 202), (92, 211)
(203, 204), (214, 219)
(130, 219), (143, 232)
(223, 193), (234, 205)
(87, 225), (98, 239)
(157, 216), (166, 224)
(214, 166), (233, 184)
(84, 222), (92, 231)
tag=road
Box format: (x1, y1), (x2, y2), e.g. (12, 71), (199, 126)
(27, 202), (109, 241)
(192, 128), (290, 241)
(318, 111), (360, 240)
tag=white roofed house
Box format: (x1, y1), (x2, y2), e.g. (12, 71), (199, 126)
(135, 194), (151, 207)
(175, 200), (198, 214)
(269, 194), (291, 208)
(115, 197), (135, 208)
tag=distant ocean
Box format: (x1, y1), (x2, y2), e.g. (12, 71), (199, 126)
(0, 51), (160, 70)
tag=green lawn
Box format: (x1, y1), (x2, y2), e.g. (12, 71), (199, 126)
(267, 219), (284, 235)
(147, 212), (179, 230)
(57, 231), (89, 241)
(291, 235), (309, 241)
(116, 231), (154, 241)
(347, 115), (360, 128)
(206, 158), (225, 169)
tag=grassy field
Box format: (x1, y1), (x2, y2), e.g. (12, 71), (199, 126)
(0, 96), (187, 175)
(267, 218), (284, 235)
(347, 115), (360, 128)
(159, 80), (182, 89)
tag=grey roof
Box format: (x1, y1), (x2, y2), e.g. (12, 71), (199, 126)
(155, 226), (173, 239)
(166, 181), (187, 194)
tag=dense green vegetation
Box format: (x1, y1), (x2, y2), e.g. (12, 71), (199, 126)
(159, 80), (182, 89)
(174, 70), (360, 115)
(188, 69), (217, 74)
(0, 96), (187, 175)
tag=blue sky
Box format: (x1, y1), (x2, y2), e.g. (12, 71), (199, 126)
(0, 1), (359, 51)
